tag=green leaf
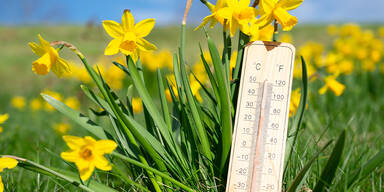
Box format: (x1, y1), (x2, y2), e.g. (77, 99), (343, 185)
(286, 140), (332, 192)
(207, 34), (232, 172)
(41, 94), (107, 139)
(157, 69), (172, 131)
(313, 130), (346, 192)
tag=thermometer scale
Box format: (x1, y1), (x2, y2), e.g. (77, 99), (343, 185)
(226, 41), (295, 192)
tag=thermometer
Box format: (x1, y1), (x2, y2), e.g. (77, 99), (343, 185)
(226, 41), (295, 192)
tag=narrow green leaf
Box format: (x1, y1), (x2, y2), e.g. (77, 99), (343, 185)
(207, 34), (232, 172)
(157, 68), (172, 132)
(41, 94), (107, 139)
(313, 130), (346, 192)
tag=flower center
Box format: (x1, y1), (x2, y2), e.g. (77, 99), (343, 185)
(80, 147), (93, 160)
(119, 32), (137, 54)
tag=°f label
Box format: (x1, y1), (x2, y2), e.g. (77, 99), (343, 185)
(226, 41), (295, 192)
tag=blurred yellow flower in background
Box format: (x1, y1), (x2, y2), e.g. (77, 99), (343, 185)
(11, 96), (26, 110)
(279, 33), (292, 43)
(131, 97), (143, 114)
(289, 88), (300, 116)
(64, 97), (80, 110)
(54, 123), (71, 134)
(60, 135), (117, 181)
(29, 34), (71, 77)
(0, 157), (18, 192)
(103, 10), (157, 60)
(0, 114), (9, 133)
(319, 75), (346, 96)
(29, 98), (43, 111)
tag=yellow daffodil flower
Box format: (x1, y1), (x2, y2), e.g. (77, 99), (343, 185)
(0, 114), (9, 133)
(318, 75), (345, 96)
(54, 123), (71, 134)
(103, 10), (157, 60)
(11, 96), (26, 110)
(0, 114), (8, 125)
(131, 97), (143, 114)
(64, 97), (80, 110)
(289, 88), (300, 116)
(250, 23), (274, 41)
(30, 98), (43, 111)
(259, 0), (303, 31)
(0, 157), (18, 192)
(29, 34), (71, 77)
(216, 0), (258, 36)
(61, 135), (117, 181)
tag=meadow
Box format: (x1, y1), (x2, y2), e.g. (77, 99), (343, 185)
(0, 23), (384, 191)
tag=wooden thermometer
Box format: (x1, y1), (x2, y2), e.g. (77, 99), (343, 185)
(226, 41), (295, 192)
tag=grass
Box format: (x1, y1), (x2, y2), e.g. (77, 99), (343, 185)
(0, 24), (383, 191)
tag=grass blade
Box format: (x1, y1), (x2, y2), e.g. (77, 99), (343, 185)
(347, 147), (384, 188)
(286, 140), (332, 192)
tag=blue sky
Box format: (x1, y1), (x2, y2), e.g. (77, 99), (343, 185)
(0, 0), (383, 25)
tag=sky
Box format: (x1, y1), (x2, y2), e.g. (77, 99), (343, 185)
(0, 0), (383, 26)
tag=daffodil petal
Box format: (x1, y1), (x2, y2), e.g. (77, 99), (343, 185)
(137, 38), (157, 51)
(278, 0), (303, 11)
(273, 7), (297, 31)
(63, 135), (85, 150)
(38, 34), (51, 51)
(104, 38), (121, 55)
(29, 42), (45, 56)
(94, 140), (117, 154)
(52, 57), (71, 77)
(121, 9), (135, 32)
(60, 151), (79, 162)
(75, 160), (94, 181)
(94, 156), (112, 171)
(318, 85), (328, 95)
(32, 53), (52, 75)
(0, 175), (3, 192)
(260, 0), (277, 14)
(194, 15), (212, 31)
(239, 0), (251, 7)
(0, 114), (9, 124)
(102, 20), (124, 38)
(135, 18), (155, 38)
(84, 136), (97, 144)
(0, 157), (18, 170)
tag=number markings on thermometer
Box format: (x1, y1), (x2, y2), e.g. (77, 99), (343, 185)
(226, 41), (295, 192)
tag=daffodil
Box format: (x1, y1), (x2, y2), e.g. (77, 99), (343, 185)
(54, 123), (71, 134)
(217, 0), (258, 36)
(318, 75), (345, 96)
(259, 0), (303, 31)
(131, 97), (143, 114)
(30, 98), (43, 111)
(29, 34), (71, 77)
(289, 88), (300, 116)
(103, 10), (157, 60)
(61, 135), (117, 181)
(64, 97), (80, 110)
(0, 114), (9, 133)
(11, 96), (26, 110)
(0, 157), (18, 192)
